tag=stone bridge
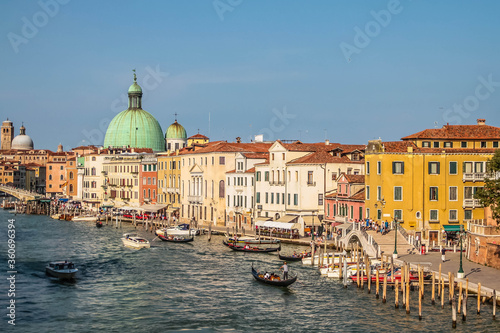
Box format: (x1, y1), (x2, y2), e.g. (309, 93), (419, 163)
(0, 184), (39, 202)
(338, 223), (380, 257)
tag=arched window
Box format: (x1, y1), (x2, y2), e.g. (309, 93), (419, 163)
(69, 172), (73, 180)
(49, 175), (52, 180)
(148, 189), (151, 199)
(219, 180), (225, 198)
(69, 184), (73, 192)
(60, 175), (64, 181)
(91, 167), (96, 176)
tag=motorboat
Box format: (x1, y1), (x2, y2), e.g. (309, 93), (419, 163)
(121, 233), (150, 249)
(46, 261), (78, 280)
(72, 215), (98, 222)
(156, 224), (194, 237)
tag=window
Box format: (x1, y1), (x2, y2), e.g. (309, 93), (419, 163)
(494, 142), (499, 148)
(392, 161), (404, 174)
(394, 209), (402, 221)
(219, 180), (225, 198)
(366, 161), (370, 174)
(464, 210), (472, 220)
(433, 142), (440, 148)
(271, 153), (274, 160)
(307, 171), (314, 185)
(430, 210), (438, 221)
(377, 209), (381, 220)
(60, 166), (63, 170)
(429, 187), (438, 201)
(366, 186), (370, 200)
(227, 178), (230, 186)
(461, 141), (467, 148)
(444, 142), (453, 148)
(49, 175), (52, 180)
(69, 172), (73, 180)
(318, 194), (323, 205)
(256, 172), (261, 181)
(463, 162), (473, 173)
(219, 156), (225, 165)
(366, 208), (370, 219)
(422, 141), (431, 148)
(265, 192), (269, 204)
(271, 193), (274, 204)
(394, 186), (402, 201)
(449, 186), (457, 201)
(449, 210), (458, 221)
(475, 162), (484, 173)
(294, 194), (298, 206)
(377, 186), (381, 201)
(449, 161), (457, 175)
(428, 162), (440, 174)
(256, 192), (260, 203)
(377, 161), (381, 174)
(276, 193), (279, 204)
(288, 193), (290, 205)
(60, 175), (63, 181)
(481, 141), (487, 148)
(464, 186), (473, 199)
(264, 172), (269, 181)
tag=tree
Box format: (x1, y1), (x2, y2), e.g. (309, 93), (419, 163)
(476, 149), (500, 221)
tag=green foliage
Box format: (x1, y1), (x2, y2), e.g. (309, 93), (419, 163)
(476, 149), (500, 220)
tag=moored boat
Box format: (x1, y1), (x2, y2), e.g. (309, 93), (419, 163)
(251, 266), (297, 287)
(156, 224), (197, 237)
(223, 240), (280, 253)
(45, 261), (78, 280)
(73, 215), (98, 222)
(278, 252), (310, 262)
(158, 234), (194, 243)
(121, 233), (150, 249)
(227, 235), (280, 245)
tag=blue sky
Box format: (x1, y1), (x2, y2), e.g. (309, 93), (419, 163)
(1, 0), (500, 150)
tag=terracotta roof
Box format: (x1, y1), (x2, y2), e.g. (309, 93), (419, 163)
(188, 133), (209, 140)
(377, 141), (497, 154)
(344, 174), (365, 183)
(181, 141), (271, 155)
(402, 123), (500, 140)
(288, 151), (361, 165)
(245, 167), (256, 173)
(226, 169), (236, 174)
(241, 152), (268, 159)
(350, 188), (365, 201)
(325, 192), (337, 198)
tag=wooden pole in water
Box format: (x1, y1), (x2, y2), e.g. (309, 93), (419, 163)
(419, 283), (423, 320)
(452, 295), (457, 329)
(311, 241), (316, 267)
(438, 263), (442, 297)
(432, 272), (436, 305)
(406, 277), (410, 314)
(367, 257), (371, 294)
(493, 289), (496, 320)
(458, 282), (463, 314)
(477, 283), (481, 314)
(356, 257), (360, 288)
(376, 269), (380, 299)
(360, 263), (365, 290)
(441, 277), (445, 309)
(463, 290), (467, 321)
(390, 256), (394, 283)
(448, 272), (452, 305)
(383, 272), (387, 303)
(395, 279), (399, 308)
(339, 254), (343, 280)
(420, 266), (424, 299)
(402, 264), (406, 307)
(208, 224), (212, 242)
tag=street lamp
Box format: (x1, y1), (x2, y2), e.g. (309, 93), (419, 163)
(393, 218), (399, 259)
(457, 224), (465, 279)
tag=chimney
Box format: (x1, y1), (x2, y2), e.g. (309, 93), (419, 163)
(236, 137), (241, 143)
(325, 139), (330, 145)
(477, 119), (486, 125)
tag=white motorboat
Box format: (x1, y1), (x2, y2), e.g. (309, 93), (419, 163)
(46, 261), (78, 280)
(72, 215), (98, 222)
(121, 233), (150, 249)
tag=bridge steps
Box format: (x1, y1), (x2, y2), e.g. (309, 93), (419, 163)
(366, 229), (417, 256)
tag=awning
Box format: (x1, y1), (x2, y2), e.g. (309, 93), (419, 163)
(58, 198), (69, 202)
(118, 205), (143, 211)
(443, 225), (463, 232)
(140, 204), (169, 212)
(301, 215), (319, 226)
(256, 221), (299, 230)
(166, 206), (180, 213)
(275, 215), (298, 223)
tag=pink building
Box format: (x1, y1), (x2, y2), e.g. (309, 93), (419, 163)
(325, 173), (365, 225)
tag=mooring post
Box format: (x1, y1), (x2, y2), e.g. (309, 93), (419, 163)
(477, 283), (481, 314)
(432, 272), (436, 305)
(395, 279), (399, 308)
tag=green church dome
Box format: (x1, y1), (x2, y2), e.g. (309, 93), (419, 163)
(166, 120), (187, 139)
(104, 73), (165, 152)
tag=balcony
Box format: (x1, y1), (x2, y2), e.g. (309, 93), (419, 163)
(166, 187), (179, 194)
(269, 181), (285, 186)
(463, 173), (487, 182)
(188, 195), (202, 204)
(463, 199), (481, 208)
(307, 181), (316, 187)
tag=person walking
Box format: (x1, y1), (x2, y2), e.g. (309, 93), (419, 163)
(441, 247), (446, 262)
(281, 262), (289, 280)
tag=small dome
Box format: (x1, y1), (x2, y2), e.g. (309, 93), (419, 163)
(166, 121), (187, 139)
(128, 82), (142, 94)
(12, 134), (34, 150)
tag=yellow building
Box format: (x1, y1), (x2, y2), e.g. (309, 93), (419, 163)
(157, 151), (182, 212)
(365, 119), (500, 244)
(187, 133), (209, 147)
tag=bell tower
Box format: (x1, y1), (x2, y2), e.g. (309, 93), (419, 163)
(1, 119), (14, 150)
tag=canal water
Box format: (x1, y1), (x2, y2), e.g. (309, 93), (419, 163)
(1, 210), (499, 333)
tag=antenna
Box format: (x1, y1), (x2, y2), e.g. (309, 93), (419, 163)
(434, 121), (438, 128)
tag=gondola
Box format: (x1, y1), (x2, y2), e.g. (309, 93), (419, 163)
(223, 240), (280, 253)
(278, 253), (310, 262)
(251, 266), (297, 287)
(96, 221), (103, 228)
(158, 234), (194, 243)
